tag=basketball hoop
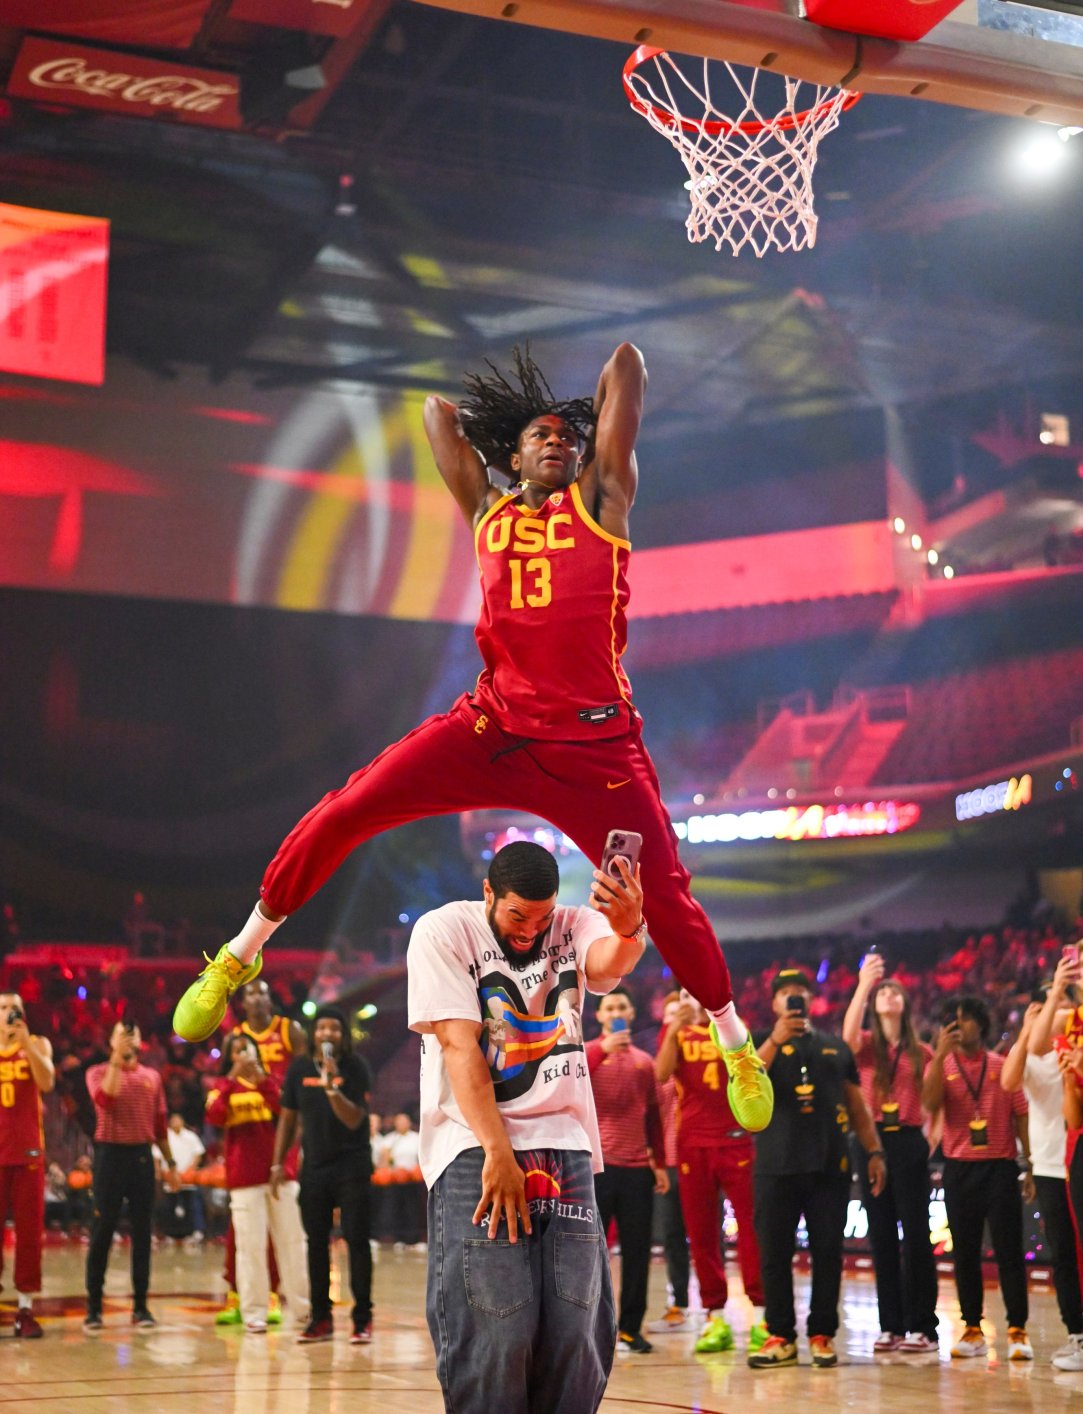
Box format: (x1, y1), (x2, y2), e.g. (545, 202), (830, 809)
(623, 46), (860, 258)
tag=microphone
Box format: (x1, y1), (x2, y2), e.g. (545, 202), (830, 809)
(321, 1041), (334, 1063)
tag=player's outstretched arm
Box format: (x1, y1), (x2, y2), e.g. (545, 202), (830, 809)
(581, 342), (646, 540)
(423, 394), (495, 529)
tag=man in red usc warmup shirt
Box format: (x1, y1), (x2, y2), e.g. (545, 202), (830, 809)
(0, 992), (55, 1339)
(173, 348), (772, 1142)
(656, 991), (764, 1355)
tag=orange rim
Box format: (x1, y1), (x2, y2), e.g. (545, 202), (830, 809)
(622, 44), (860, 137)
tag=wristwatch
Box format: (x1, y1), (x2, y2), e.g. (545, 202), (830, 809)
(619, 920), (648, 943)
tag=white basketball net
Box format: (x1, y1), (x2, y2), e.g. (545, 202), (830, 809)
(625, 51), (856, 258)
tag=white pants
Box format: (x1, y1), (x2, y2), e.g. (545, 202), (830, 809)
(230, 1180), (310, 1328)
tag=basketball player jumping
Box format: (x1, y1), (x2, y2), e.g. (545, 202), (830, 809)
(173, 342), (771, 1132)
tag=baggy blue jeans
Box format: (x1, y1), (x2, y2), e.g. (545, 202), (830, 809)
(426, 1147), (616, 1414)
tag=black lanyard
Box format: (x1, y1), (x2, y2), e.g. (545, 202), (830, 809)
(884, 1042), (904, 1096)
(955, 1052), (987, 1115)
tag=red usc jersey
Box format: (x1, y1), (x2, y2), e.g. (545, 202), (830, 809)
(473, 481), (636, 740)
(0, 1044), (44, 1166)
(663, 1024), (742, 1148)
(234, 1016), (296, 1085)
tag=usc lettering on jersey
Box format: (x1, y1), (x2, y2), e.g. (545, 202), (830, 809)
(0, 1045), (44, 1165)
(668, 1025), (743, 1148)
(473, 482), (637, 739)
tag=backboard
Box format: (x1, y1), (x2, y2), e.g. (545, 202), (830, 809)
(414, 0), (1083, 124)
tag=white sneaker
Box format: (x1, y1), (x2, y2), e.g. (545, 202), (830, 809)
(1051, 1329), (1083, 1363)
(245, 1318), (268, 1334)
(1053, 1333), (1083, 1370)
(1006, 1327), (1033, 1361)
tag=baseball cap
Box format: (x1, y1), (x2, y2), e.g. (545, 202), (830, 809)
(771, 967), (816, 995)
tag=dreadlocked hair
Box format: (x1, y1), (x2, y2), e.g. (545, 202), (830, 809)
(459, 345), (596, 477)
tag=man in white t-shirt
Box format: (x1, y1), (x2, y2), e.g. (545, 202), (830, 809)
(154, 1112), (206, 1244)
(1003, 985), (1083, 1366)
(407, 839), (649, 1414)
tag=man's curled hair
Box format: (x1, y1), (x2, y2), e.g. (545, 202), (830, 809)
(459, 346), (596, 477)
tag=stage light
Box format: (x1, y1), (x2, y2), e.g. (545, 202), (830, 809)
(910, 533), (923, 551)
(927, 548), (939, 565)
(892, 517), (905, 534)
(943, 564), (955, 579)
(302, 1000), (318, 1018)
(1016, 128), (1070, 176)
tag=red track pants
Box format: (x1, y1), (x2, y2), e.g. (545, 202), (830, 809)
(677, 1141), (763, 1311)
(0, 1162), (44, 1293)
(261, 694), (733, 1010)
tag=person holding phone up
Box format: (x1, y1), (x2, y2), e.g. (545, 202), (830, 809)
(923, 995), (1032, 1362)
(0, 992), (55, 1338)
(586, 985), (668, 1356)
(841, 951), (938, 1355)
(1025, 942), (1083, 1371)
(747, 969), (886, 1371)
(83, 1021), (174, 1332)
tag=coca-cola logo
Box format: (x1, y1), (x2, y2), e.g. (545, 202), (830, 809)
(27, 58), (238, 114)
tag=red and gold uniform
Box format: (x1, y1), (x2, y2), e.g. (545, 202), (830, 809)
(221, 1015), (300, 1292)
(261, 481), (734, 1012)
(662, 1023), (763, 1311)
(0, 1042), (46, 1293)
(205, 1075), (280, 1191)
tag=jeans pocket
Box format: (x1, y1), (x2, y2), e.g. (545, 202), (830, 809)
(554, 1231), (603, 1310)
(462, 1239), (533, 1317)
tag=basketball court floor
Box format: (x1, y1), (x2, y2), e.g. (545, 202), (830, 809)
(2, 1242), (1080, 1412)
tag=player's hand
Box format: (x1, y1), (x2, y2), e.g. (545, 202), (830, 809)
(1020, 1165), (1036, 1203)
(675, 1000), (697, 1029)
(651, 1165), (670, 1195)
(589, 859), (644, 937)
(5, 1013), (30, 1049)
(600, 1028), (632, 1054)
(474, 1144), (531, 1243)
(269, 1163), (284, 1199)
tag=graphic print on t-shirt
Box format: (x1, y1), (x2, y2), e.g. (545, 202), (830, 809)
(478, 970), (583, 1102)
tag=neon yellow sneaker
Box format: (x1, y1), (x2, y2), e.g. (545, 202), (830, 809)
(173, 944), (263, 1042)
(695, 1315), (735, 1353)
(748, 1321), (769, 1353)
(711, 1025), (774, 1133)
(267, 1292), (282, 1326)
(215, 1291), (242, 1326)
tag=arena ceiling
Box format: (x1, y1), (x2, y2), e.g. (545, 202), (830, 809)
(1, 0), (1082, 462)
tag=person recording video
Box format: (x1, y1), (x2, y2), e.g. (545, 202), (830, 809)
(0, 993), (55, 1339)
(748, 969), (885, 1371)
(272, 1005), (373, 1344)
(83, 1021), (173, 1332)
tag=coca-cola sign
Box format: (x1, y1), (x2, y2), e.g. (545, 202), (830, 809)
(7, 37), (242, 130)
